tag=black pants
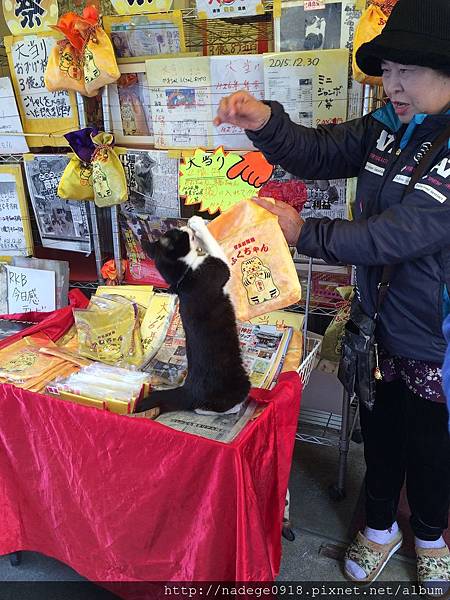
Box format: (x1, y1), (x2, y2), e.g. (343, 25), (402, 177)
(359, 379), (450, 541)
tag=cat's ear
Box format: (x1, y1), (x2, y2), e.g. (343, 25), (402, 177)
(141, 239), (156, 259)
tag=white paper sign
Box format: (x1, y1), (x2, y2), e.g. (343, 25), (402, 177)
(6, 265), (56, 313)
(211, 55), (264, 150)
(0, 77), (29, 154)
(0, 173), (31, 256)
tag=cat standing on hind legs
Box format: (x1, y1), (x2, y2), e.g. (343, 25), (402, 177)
(137, 216), (251, 415)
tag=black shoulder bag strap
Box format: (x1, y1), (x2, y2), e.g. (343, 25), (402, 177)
(375, 123), (450, 316)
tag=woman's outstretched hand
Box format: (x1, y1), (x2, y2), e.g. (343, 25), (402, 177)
(214, 91), (271, 131)
(253, 197), (304, 246)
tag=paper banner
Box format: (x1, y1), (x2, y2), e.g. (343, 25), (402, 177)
(109, 0), (172, 16)
(195, 0), (264, 20)
(179, 147), (273, 215)
(2, 0), (58, 35)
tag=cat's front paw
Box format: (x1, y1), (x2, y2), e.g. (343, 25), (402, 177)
(188, 215), (207, 235)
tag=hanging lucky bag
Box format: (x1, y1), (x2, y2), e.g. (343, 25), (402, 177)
(208, 199), (301, 321)
(352, 5), (388, 86)
(58, 127), (98, 201)
(91, 132), (128, 207)
(77, 6), (120, 96)
(45, 12), (88, 95)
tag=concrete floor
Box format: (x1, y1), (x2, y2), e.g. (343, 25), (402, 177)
(0, 430), (417, 593)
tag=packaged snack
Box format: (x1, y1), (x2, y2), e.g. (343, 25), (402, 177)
(208, 199), (301, 321)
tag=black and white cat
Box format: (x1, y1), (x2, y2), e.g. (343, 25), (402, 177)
(137, 216), (251, 415)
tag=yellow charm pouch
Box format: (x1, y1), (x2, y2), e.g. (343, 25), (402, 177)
(91, 132), (128, 207)
(78, 6), (120, 96)
(58, 128), (97, 201)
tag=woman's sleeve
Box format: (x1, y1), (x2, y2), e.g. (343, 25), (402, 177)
(296, 164), (450, 265)
(245, 101), (376, 180)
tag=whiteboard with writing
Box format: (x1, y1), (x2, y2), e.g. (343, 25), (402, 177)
(6, 265), (56, 313)
(0, 77), (29, 153)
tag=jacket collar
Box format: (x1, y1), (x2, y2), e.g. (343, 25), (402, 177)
(373, 102), (450, 150)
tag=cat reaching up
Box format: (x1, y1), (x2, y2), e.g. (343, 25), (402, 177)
(137, 216), (251, 415)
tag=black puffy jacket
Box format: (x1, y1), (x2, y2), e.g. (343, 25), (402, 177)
(247, 101), (450, 363)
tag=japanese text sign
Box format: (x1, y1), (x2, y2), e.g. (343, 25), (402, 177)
(6, 265), (55, 313)
(179, 147), (273, 215)
(2, 0), (58, 35)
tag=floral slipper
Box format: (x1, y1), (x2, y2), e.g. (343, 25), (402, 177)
(416, 545), (450, 599)
(344, 530), (403, 583)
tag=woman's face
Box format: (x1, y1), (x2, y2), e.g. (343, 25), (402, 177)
(381, 60), (450, 123)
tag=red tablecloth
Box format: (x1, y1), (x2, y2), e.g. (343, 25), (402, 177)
(0, 372), (301, 582)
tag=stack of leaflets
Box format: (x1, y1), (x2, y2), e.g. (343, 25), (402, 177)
(140, 293), (178, 364)
(237, 323), (293, 390)
(143, 313), (293, 392)
(142, 308), (187, 388)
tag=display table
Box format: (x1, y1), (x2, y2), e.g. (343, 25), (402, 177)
(0, 372), (301, 582)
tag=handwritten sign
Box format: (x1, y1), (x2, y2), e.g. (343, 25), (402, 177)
(0, 77), (29, 154)
(2, 0), (58, 35)
(5, 34), (78, 145)
(179, 147), (268, 215)
(263, 49), (348, 128)
(6, 265), (55, 313)
(0, 166), (33, 256)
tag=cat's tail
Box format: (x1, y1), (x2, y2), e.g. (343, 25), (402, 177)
(135, 386), (192, 414)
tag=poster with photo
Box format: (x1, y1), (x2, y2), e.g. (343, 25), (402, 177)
(108, 66), (154, 145)
(274, 0), (364, 119)
(104, 13), (185, 62)
(268, 164), (349, 220)
(146, 56), (212, 149)
(23, 155), (92, 253)
(119, 213), (187, 285)
(264, 49), (349, 128)
(120, 149), (180, 217)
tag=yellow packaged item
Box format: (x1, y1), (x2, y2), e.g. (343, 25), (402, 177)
(79, 6), (120, 96)
(95, 285), (154, 321)
(281, 330), (303, 374)
(140, 293), (178, 362)
(58, 156), (94, 201)
(352, 5), (387, 86)
(57, 128), (98, 201)
(74, 295), (142, 367)
(0, 334), (60, 383)
(91, 132), (128, 207)
(208, 199), (301, 321)
(45, 40), (87, 95)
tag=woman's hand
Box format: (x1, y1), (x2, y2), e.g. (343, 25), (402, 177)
(213, 91), (271, 131)
(253, 197), (304, 246)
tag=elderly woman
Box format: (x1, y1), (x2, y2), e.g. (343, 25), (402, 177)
(215, 0), (450, 586)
